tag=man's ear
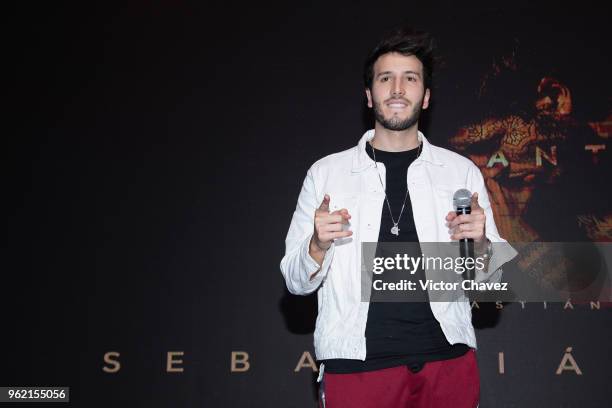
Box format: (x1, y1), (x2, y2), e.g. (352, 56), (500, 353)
(422, 88), (431, 110)
(365, 88), (373, 108)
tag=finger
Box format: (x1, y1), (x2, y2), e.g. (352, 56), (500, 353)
(319, 229), (353, 242)
(448, 213), (470, 228)
(450, 222), (485, 238)
(320, 213), (351, 226)
(328, 230), (353, 240)
(331, 208), (351, 217)
(450, 213), (486, 229)
(331, 209), (352, 222)
(321, 222), (347, 233)
(451, 230), (485, 241)
(450, 231), (464, 241)
(316, 214), (340, 227)
(445, 211), (457, 222)
(449, 223), (473, 237)
(450, 221), (485, 235)
(318, 194), (330, 211)
(471, 192), (482, 211)
(451, 230), (475, 240)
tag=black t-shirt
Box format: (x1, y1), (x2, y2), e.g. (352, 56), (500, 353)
(321, 142), (469, 373)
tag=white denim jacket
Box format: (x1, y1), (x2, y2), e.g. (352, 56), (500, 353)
(280, 130), (516, 361)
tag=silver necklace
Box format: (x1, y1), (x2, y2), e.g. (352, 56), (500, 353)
(369, 140), (422, 236)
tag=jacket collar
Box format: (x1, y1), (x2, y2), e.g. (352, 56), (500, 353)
(351, 129), (444, 173)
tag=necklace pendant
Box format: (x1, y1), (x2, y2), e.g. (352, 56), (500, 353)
(390, 225), (400, 236)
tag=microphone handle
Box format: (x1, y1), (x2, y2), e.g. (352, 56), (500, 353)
(456, 207), (475, 281)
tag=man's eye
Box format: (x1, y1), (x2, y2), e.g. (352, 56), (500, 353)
(407, 76), (417, 82)
(380, 77), (389, 82)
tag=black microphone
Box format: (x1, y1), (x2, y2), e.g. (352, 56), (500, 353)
(453, 189), (475, 281)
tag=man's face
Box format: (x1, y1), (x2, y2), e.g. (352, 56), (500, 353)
(366, 52), (430, 131)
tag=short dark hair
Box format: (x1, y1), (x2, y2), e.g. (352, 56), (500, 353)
(363, 27), (435, 90)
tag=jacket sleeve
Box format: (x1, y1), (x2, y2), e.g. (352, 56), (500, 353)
(468, 164), (518, 283)
(280, 167), (335, 295)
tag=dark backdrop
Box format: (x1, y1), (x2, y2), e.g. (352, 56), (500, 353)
(6, 1), (611, 407)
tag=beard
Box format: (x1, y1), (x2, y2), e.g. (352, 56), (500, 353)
(372, 96), (424, 131)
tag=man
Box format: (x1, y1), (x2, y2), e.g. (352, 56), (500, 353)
(281, 28), (516, 408)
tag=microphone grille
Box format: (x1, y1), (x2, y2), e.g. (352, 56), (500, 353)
(453, 188), (472, 209)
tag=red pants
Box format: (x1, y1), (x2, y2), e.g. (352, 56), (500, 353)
(319, 350), (479, 408)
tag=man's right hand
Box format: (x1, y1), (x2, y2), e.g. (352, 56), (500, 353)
(309, 194), (352, 266)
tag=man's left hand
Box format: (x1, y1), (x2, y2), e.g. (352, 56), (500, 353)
(445, 192), (486, 243)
